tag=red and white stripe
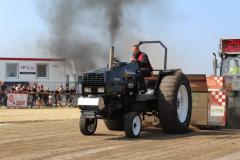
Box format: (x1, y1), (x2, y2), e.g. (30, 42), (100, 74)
(210, 91), (226, 106)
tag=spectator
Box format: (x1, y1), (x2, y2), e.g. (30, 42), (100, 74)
(43, 87), (50, 106)
(68, 88), (76, 106)
(11, 85), (16, 93)
(36, 85), (44, 107)
(21, 85), (28, 93)
(54, 88), (61, 106)
(65, 85), (70, 106)
(0, 82), (7, 106)
(48, 90), (54, 106)
(15, 84), (22, 93)
(31, 86), (37, 108)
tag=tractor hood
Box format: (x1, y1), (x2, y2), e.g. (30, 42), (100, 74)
(81, 62), (140, 96)
(84, 66), (110, 74)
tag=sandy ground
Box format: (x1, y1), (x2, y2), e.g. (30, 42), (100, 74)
(0, 108), (80, 123)
(0, 108), (240, 160)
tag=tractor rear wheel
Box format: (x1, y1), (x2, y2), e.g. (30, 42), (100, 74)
(158, 72), (192, 133)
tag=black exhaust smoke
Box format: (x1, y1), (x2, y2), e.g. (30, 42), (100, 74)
(36, 0), (148, 73)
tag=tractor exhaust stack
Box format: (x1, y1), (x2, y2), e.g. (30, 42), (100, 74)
(109, 46), (114, 69)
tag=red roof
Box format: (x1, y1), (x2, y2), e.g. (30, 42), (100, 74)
(0, 57), (65, 61)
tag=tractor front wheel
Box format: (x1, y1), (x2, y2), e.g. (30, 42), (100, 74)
(124, 112), (142, 138)
(79, 114), (97, 135)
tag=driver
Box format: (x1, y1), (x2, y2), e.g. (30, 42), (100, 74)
(130, 44), (153, 76)
(229, 59), (240, 74)
(229, 66), (240, 74)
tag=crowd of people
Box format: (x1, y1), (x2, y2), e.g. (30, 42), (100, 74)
(0, 82), (77, 108)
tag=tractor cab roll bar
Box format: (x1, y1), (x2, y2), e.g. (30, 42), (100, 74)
(137, 41), (168, 69)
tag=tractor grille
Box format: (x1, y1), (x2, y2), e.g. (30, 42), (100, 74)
(83, 73), (105, 85)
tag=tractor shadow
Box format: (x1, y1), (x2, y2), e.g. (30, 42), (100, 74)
(106, 126), (239, 141)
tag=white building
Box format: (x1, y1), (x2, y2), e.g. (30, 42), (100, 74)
(0, 57), (76, 90)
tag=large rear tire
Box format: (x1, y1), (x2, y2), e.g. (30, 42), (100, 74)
(79, 114), (97, 135)
(104, 119), (124, 131)
(158, 72), (192, 133)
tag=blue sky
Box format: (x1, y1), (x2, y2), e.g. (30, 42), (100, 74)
(0, 0), (240, 74)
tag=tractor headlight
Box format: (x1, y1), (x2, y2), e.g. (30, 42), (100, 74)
(84, 87), (91, 93)
(97, 87), (105, 93)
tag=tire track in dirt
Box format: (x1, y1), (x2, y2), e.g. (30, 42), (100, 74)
(1, 120), (240, 160)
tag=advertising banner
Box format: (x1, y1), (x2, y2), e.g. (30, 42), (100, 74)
(7, 93), (28, 107)
(19, 64), (36, 74)
(208, 90), (226, 126)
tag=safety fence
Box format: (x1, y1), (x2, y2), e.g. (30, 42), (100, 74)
(0, 92), (79, 108)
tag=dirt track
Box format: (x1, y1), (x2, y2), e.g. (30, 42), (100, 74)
(0, 109), (240, 160)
